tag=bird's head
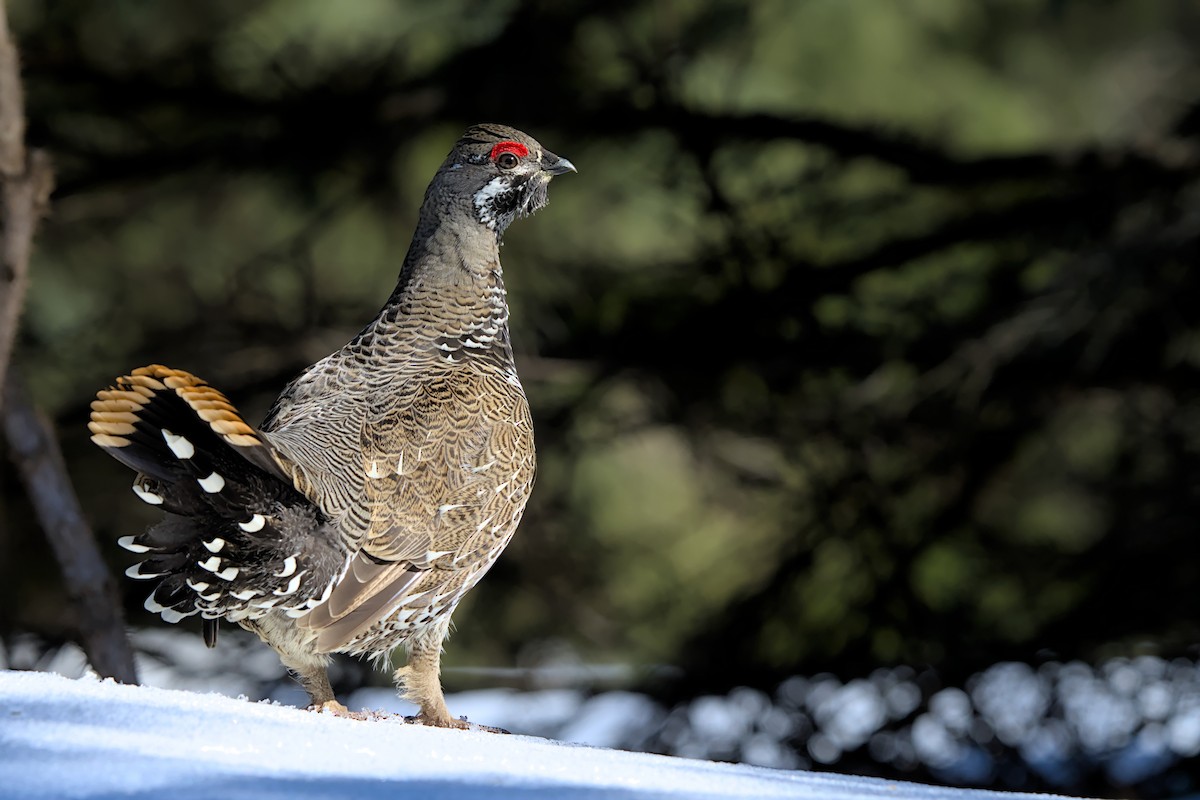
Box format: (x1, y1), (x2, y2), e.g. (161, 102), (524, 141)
(434, 124), (576, 234)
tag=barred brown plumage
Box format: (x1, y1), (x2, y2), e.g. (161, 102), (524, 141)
(90, 125), (574, 728)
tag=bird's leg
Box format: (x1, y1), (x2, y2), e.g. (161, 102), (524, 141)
(245, 617), (349, 714)
(303, 672), (349, 715)
(394, 620), (466, 729)
(279, 650), (347, 714)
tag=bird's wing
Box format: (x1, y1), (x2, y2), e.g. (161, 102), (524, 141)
(300, 366), (534, 652)
(257, 354), (374, 531)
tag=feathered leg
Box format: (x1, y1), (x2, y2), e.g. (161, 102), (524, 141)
(394, 616), (463, 728)
(250, 617), (345, 712)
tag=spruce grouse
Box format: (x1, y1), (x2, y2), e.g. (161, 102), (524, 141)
(89, 124), (574, 727)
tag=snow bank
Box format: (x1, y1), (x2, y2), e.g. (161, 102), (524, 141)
(0, 670), (1079, 799)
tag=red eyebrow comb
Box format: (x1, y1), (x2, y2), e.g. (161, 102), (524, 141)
(489, 141), (529, 160)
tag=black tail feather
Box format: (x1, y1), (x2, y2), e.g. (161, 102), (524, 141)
(93, 366), (347, 640)
(203, 619), (219, 648)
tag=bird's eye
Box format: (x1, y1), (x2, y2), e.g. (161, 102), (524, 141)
(497, 152), (519, 170)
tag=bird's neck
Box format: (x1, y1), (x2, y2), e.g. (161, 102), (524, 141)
(388, 202), (503, 304)
(355, 205), (512, 365)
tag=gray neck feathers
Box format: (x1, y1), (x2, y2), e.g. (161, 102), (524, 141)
(388, 168), (503, 305)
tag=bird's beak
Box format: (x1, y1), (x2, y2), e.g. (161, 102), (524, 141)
(542, 151), (577, 176)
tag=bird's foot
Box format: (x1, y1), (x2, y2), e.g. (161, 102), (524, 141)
(405, 713), (509, 734)
(310, 700), (362, 718)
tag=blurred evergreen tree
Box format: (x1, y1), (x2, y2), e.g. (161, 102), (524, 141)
(1, 0), (1198, 743)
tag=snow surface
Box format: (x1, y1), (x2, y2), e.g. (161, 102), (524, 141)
(0, 671), (1083, 800)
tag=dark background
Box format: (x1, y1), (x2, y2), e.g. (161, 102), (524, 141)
(1, 1), (1199, 797)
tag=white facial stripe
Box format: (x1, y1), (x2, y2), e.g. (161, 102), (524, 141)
(473, 176), (511, 230)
